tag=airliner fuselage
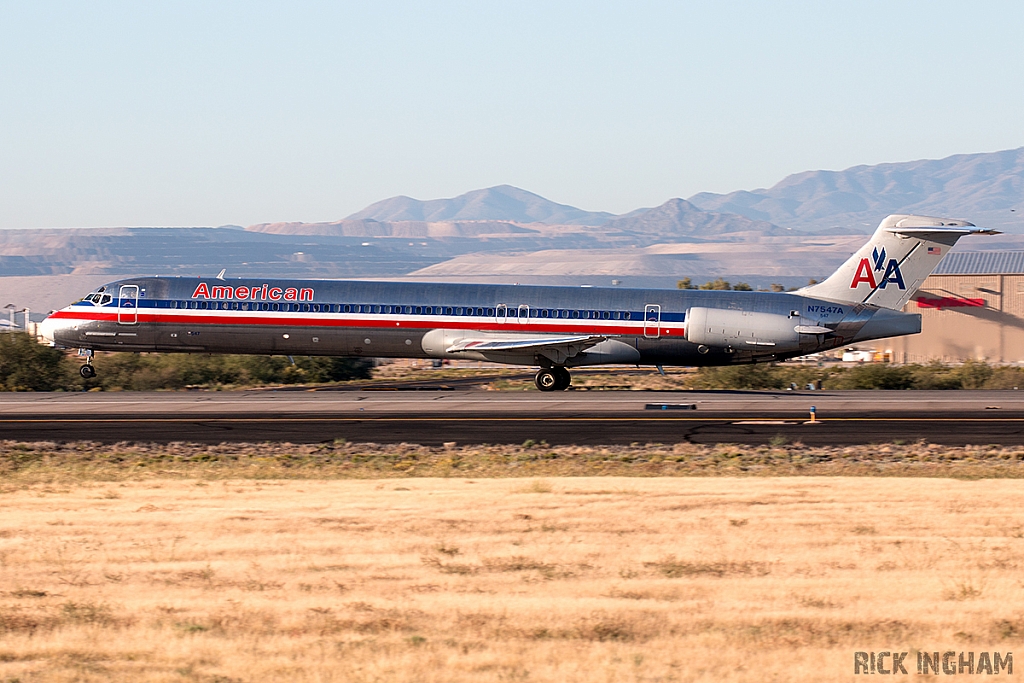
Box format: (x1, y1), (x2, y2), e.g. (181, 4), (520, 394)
(40, 215), (993, 391)
(41, 276), (917, 387)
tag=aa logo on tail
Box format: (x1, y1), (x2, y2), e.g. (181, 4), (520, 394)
(850, 246), (905, 290)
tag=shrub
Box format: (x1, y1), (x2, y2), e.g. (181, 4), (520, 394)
(825, 364), (915, 390)
(0, 332), (77, 391)
(0, 332), (373, 391)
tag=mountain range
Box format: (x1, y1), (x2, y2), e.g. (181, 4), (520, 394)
(345, 185), (614, 226)
(4, 147), (1024, 312)
(688, 147), (1024, 232)
(328, 147), (1023, 235)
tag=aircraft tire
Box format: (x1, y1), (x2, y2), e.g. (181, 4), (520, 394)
(535, 369), (559, 392)
(554, 367), (571, 391)
(80, 365), (96, 379)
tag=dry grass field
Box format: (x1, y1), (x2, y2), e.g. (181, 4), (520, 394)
(2, 468), (1024, 682)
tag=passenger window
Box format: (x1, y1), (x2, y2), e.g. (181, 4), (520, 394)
(624, 312), (631, 320)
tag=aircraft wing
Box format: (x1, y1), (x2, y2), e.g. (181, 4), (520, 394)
(446, 334), (607, 354)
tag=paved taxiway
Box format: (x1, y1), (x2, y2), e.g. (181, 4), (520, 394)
(3, 390), (1024, 445)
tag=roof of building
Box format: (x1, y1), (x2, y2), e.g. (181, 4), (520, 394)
(934, 251), (1024, 275)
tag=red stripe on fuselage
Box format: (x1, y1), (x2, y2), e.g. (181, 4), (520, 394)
(49, 309), (681, 336)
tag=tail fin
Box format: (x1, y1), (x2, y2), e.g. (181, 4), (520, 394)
(800, 214), (999, 309)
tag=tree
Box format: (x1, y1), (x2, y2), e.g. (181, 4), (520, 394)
(676, 278), (696, 290)
(732, 282), (752, 291)
(0, 332), (74, 391)
(699, 278), (732, 290)
(769, 283), (785, 292)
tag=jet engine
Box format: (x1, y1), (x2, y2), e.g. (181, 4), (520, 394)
(685, 307), (826, 352)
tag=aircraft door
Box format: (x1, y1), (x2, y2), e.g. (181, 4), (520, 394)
(517, 305), (530, 329)
(644, 304), (661, 339)
(118, 285), (139, 325)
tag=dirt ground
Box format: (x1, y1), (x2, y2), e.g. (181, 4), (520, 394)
(2, 474), (1022, 682)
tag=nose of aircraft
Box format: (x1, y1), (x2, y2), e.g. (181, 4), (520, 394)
(38, 314), (64, 346)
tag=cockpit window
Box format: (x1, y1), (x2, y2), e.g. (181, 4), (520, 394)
(81, 288), (112, 305)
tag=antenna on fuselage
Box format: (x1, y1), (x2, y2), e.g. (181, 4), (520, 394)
(215, 269), (226, 280)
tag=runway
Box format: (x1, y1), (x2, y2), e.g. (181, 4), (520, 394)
(3, 389), (1024, 445)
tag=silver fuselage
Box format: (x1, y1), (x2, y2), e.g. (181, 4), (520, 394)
(41, 277), (920, 367)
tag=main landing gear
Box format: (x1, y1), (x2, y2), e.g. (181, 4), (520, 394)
(79, 349), (96, 379)
(535, 367), (571, 392)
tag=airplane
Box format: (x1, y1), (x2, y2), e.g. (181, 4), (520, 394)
(39, 214), (996, 391)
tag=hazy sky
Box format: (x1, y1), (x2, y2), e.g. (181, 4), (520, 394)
(2, 1), (1023, 228)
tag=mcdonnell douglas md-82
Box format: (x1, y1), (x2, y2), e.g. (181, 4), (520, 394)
(40, 214), (996, 391)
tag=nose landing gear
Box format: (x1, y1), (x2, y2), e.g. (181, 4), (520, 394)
(78, 348), (96, 379)
(534, 367), (571, 392)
